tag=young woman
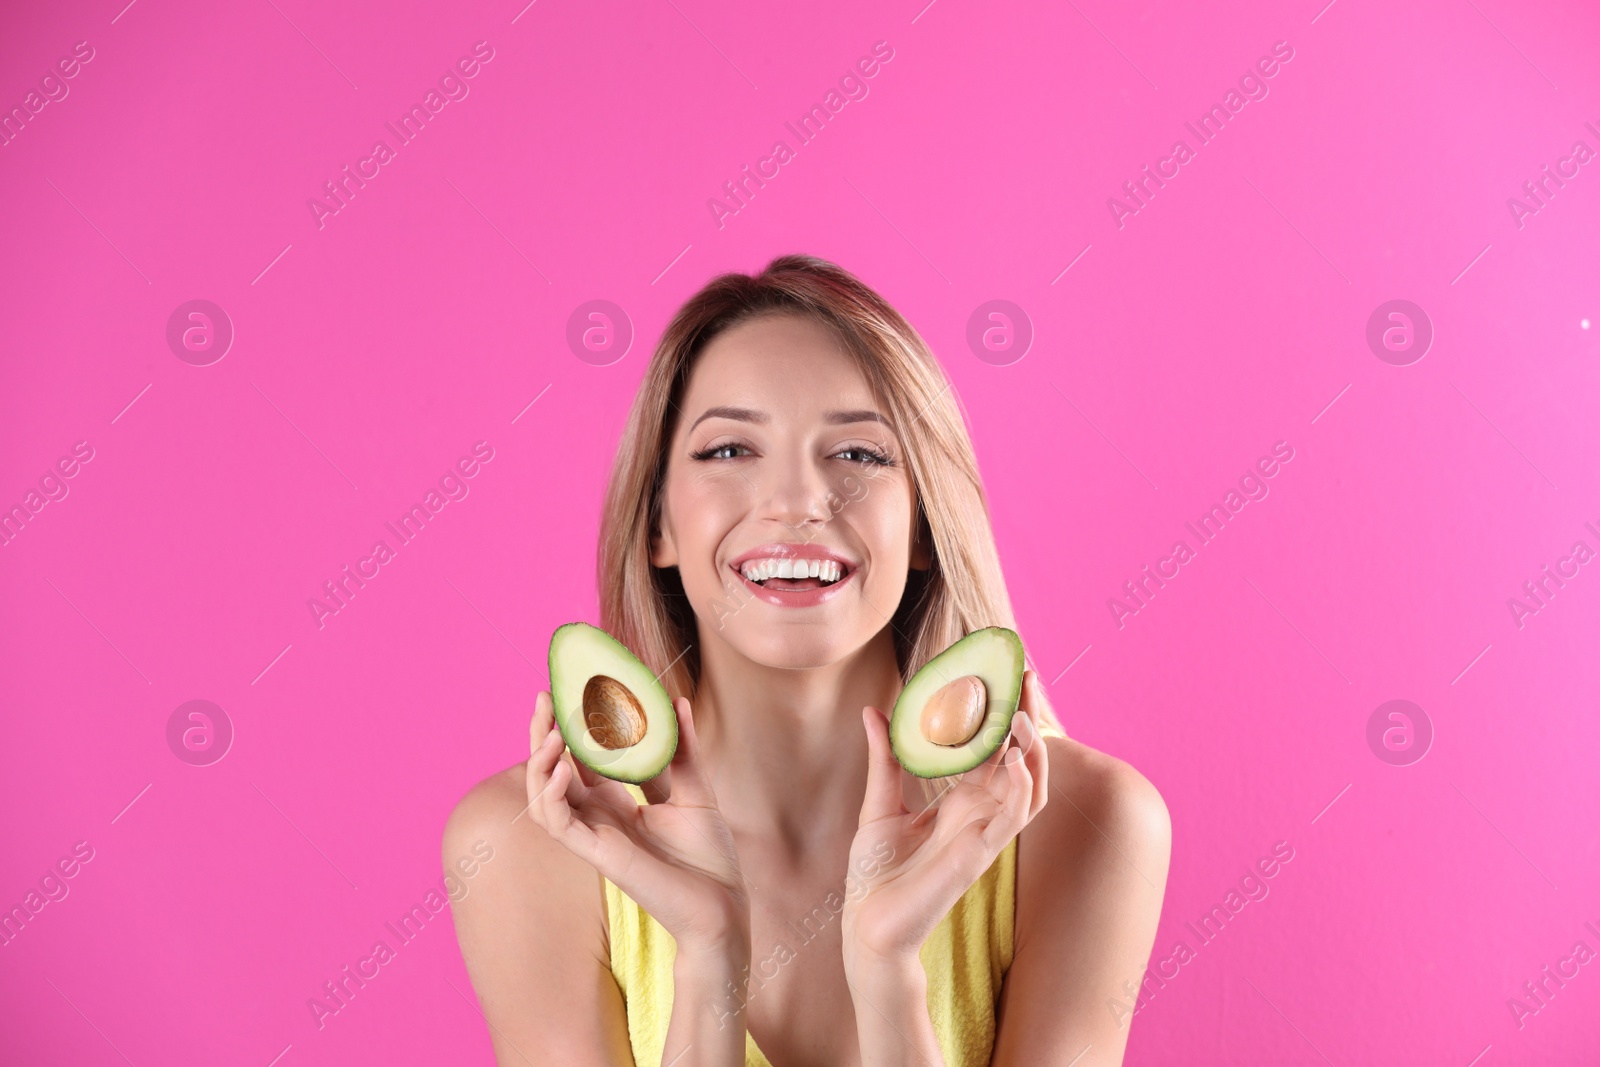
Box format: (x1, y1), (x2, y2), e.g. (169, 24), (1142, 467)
(444, 255), (1171, 1067)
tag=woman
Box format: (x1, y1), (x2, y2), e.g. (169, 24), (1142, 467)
(445, 255), (1171, 1066)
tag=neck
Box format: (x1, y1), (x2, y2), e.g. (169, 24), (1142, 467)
(691, 626), (904, 855)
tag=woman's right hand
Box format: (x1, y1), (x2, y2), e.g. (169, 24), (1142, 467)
(525, 689), (751, 953)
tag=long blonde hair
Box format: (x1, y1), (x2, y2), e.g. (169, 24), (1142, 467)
(596, 254), (1064, 737)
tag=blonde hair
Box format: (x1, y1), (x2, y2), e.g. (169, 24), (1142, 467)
(596, 254), (1064, 738)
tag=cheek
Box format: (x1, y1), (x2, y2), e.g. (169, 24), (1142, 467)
(671, 475), (746, 570)
(852, 478), (917, 573)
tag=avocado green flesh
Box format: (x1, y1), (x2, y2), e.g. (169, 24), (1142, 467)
(889, 627), (1024, 778)
(548, 622), (678, 784)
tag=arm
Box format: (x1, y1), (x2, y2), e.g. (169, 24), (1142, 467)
(843, 955), (944, 1067)
(990, 737), (1172, 1067)
(444, 767), (753, 1067)
(667, 938), (755, 1066)
(841, 671), (1058, 1067)
(443, 766), (636, 1067)
(446, 691), (754, 1067)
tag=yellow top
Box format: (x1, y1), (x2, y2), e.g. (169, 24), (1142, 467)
(602, 714), (1067, 1067)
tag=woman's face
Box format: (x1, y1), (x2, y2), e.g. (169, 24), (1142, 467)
(651, 312), (930, 671)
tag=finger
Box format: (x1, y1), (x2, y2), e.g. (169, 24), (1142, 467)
(1023, 674), (1052, 817)
(968, 710), (1019, 792)
(662, 697), (720, 809)
(547, 720), (598, 810)
(929, 818), (1006, 908)
(974, 707), (1038, 803)
(983, 747), (1033, 851)
(1015, 672), (1045, 749)
(529, 690), (554, 751)
(859, 705), (908, 827)
(540, 755), (590, 838)
(1019, 709), (1049, 819)
(539, 758), (608, 864)
(640, 760), (672, 806)
(525, 713), (565, 822)
(535, 749), (572, 832)
(572, 751), (601, 789)
(525, 720), (640, 873)
(997, 683), (1038, 783)
(529, 691), (580, 789)
(1013, 696), (1037, 754)
(1027, 671), (1063, 737)
(1017, 672), (1039, 750)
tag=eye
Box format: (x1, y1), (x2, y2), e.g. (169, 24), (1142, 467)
(690, 442), (751, 461)
(833, 445), (894, 467)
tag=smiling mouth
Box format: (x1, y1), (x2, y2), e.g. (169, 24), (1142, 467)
(734, 558), (852, 592)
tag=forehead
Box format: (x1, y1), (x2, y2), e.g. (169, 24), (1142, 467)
(683, 313), (877, 410)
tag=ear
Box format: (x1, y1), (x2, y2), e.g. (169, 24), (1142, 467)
(909, 508), (933, 571)
(649, 505), (678, 569)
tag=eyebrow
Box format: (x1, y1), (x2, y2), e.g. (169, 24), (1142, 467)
(688, 406), (895, 432)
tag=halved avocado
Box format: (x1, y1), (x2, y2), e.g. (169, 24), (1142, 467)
(889, 627), (1025, 778)
(548, 622), (678, 784)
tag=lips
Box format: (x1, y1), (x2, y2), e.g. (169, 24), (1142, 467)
(727, 542), (859, 608)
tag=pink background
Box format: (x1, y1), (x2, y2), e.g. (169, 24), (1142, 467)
(3, 0), (1598, 1063)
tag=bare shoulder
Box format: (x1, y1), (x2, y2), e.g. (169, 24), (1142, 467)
(444, 764), (550, 863)
(993, 736), (1172, 1062)
(1014, 735), (1172, 933)
(1034, 735), (1171, 855)
(442, 761), (608, 959)
(444, 762), (528, 846)
(443, 763), (630, 1066)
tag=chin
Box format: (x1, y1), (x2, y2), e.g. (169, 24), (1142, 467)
(732, 628), (864, 672)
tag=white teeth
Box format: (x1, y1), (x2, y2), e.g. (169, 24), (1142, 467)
(738, 556), (846, 585)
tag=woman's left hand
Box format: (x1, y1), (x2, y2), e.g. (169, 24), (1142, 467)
(841, 669), (1053, 971)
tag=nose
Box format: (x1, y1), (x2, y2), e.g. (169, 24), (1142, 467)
(759, 452), (835, 532)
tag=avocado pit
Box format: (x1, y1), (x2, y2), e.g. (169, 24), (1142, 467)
(920, 674), (987, 746)
(583, 674), (647, 750)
